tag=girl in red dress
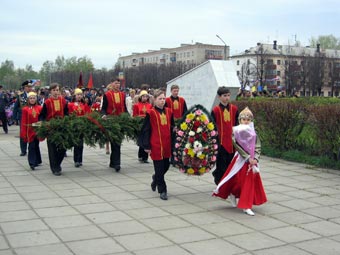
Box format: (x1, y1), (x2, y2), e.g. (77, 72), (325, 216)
(68, 88), (91, 167)
(20, 92), (42, 170)
(133, 90), (152, 163)
(213, 107), (267, 216)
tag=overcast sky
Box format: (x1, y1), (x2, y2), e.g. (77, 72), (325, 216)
(1, 0), (339, 70)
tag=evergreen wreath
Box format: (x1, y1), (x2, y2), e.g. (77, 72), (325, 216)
(34, 112), (143, 150)
(173, 104), (218, 176)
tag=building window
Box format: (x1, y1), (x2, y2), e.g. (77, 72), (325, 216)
(237, 71), (240, 76)
(277, 70), (281, 76)
(285, 60), (288, 65)
(187, 52), (190, 57)
(205, 50), (223, 60)
(237, 60), (240, 65)
(192, 51), (194, 56)
(277, 60), (281, 65)
(247, 59), (250, 65)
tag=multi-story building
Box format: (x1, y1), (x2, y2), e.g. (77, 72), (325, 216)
(232, 41), (340, 96)
(117, 42), (228, 69)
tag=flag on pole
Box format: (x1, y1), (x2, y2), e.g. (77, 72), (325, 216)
(87, 73), (93, 89)
(77, 71), (83, 88)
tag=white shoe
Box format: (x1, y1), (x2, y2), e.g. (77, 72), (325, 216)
(243, 209), (255, 216)
(229, 194), (237, 207)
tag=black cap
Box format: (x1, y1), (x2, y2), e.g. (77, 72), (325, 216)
(21, 80), (33, 88)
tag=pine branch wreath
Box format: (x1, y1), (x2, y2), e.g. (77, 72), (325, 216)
(34, 112), (143, 150)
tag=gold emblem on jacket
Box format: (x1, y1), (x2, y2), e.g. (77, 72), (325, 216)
(173, 100), (179, 110)
(223, 108), (230, 122)
(54, 99), (60, 111)
(160, 113), (167, 125)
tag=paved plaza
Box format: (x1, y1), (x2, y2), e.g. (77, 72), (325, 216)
(0, 125), (340, 254)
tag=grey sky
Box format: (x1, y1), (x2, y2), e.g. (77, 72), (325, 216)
(0, 0), (339, 70)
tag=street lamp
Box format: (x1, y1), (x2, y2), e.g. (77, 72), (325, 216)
(216, 34), (227, 60)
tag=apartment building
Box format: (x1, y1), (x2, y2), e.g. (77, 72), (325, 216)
(232, 41), (340, 96)
(117, 42), (228, 68)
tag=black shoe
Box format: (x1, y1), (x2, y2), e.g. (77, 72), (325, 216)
(20, 152), (26, 156)
(138, 158), (143, 162)
(75, 162), (81, 168)
(110, 165), (121, 172)
(53, 171), (61, 176)
(160, 192), (168, 200)
(151, 175), (156, 191)
(143, 159), (149, 163)
(151, 181), (156, 192)
(30, 165), (35, 171)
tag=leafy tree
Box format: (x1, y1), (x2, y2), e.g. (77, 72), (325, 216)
(0, 60), (15, 81)
(309, 35), (340, 50)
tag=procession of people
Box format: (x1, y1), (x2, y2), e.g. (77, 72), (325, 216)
(0, 78), (267, 215)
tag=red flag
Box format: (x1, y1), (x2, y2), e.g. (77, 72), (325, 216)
(87, 73), (93, 89)
(77, 71), (83, 88)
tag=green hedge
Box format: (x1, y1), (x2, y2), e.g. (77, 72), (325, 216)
(234, 97), (340, 169)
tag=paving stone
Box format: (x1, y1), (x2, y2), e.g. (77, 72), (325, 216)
(140, 215), (192, 231)
(115, 232), (172, 251)
(14, 243), (73, 255)
(271, 210), (320, 225)
(34, 206), (79, 218)
(0, 210), (38, 222)
(0, 201), (30, 212)
(7, 230), (60, 248)
(21, 191), (59, 201)
(64, 195), (105, 205)
(133, 245), (191, 255)
(73, 202), (116, 214)
(181, 238), (244, 255)
(179, 211), (229, 225)
(99, 220), (150, 236)
(66, 237), (125, 255)
(252, 244), (312, 255)
(28, 198), (68, 209)
(299, 220), (340, 236)
(263, 225), (320, 243)
(200, 221), (254, 237)
(0, 235), (9, 249)
(54, 225), (107, 242)
(226, 232), (285, 251)
(125, 207), (169, 219)
(159, 226), (215, 244)
(1, 219), (48, 234)
(44, 215), (92, 229)
(0, 250), (14, 255)
(86, 211), (132, 224)
(0, 194), (23, 203)
(295, 238), (340, 254)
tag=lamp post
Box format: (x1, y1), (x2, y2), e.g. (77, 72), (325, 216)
(216, 34), (227, 60)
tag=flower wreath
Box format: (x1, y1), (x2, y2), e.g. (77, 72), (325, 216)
(173, 104), (218, 176)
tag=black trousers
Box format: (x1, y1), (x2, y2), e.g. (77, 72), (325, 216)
(213, 146), (235, 185)
(0, 112), (8, 133)
(47, 139), (66, 173)
(28, 138), (42, 167)
(73, 139), (84, 163)
(153, 158), (170, 193)
(109, 141), (121, 167)
(138, 146), (148, 161)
